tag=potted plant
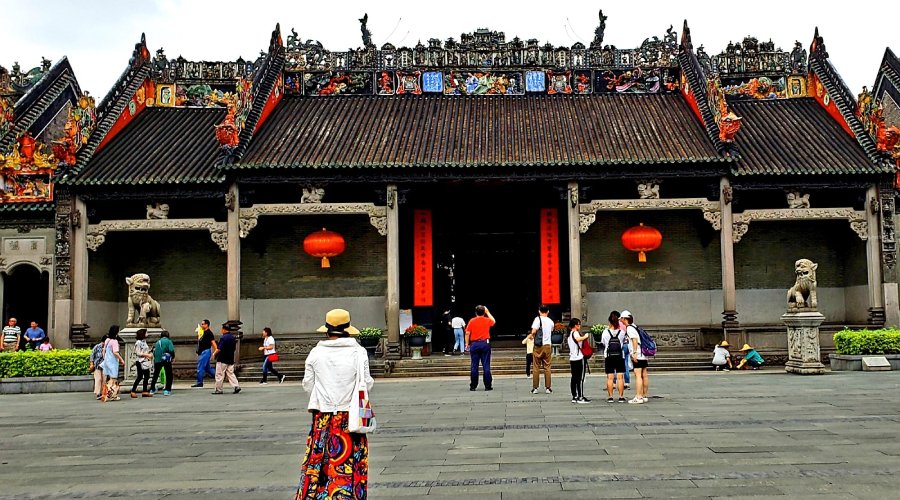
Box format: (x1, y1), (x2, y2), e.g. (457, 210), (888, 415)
(357, 327), (384, 348)
(404, 324), (428, 347)
(550, 322), (567, 346)
(589, 324), (606, 344)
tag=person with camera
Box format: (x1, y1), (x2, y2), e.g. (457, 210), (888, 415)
(465, 305), (496, 391)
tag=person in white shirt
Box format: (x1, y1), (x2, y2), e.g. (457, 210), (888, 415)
(2, 317), (20, 352)
(450, 315), (466, 354)
(527, 305), (554, 394)
(298, 309), (373, 499)
(258, 327), (286, 384)
(712, 340), (733, 371)
(600, 311), (627, 403)
(622, 310), (649, 404)
(567, 318), (590, 404)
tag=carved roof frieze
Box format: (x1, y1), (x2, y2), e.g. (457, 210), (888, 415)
(731, 207), (867, 242)
(239, 202), (387, 238)
(86, 218), (227, 251)
(578, 197), (720, 233)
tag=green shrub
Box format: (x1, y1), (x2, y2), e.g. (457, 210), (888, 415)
(833, 328), (900, 355)
(0, 349), (91, 378)
(357, 327), (384, 338)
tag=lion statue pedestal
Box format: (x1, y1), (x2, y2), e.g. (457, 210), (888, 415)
(119, 327), (169, 382)
(783, 258), (826, 375)
(119, 273), (167, 381)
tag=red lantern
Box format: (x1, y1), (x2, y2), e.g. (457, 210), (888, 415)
(303, 228), (346, 268)
(621, 223), (662, 263)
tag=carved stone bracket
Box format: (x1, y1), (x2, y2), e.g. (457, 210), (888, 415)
(578, 198), (720, 234)
(86, 219), (228, 252)
(239, 203), (388, 238)
(731, 208), (867, 243)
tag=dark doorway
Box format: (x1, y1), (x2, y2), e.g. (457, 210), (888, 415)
(432, 183), (562, 338)
(3, 265), (49, 332)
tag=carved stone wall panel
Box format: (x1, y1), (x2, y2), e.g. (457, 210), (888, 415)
(578, 198), (720, 233)
(731, 208), (867, 243)
(651, 332), (698, 348)
(239, 203), (388, 238)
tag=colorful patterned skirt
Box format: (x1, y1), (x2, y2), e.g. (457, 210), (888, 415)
(295, 411), (368, 500)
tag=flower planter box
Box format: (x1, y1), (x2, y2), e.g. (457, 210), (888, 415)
(830, 354), (900, 371)
(407, 336), (426, 347)
(0, 375), (94, 394)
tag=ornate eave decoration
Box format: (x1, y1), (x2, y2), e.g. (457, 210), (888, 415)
(283, 13), (681, 97)
(731, 207), (867, 243)
(239, 202), (387, 238)
(86, 218), (228, 252)
(578, 198), (721, 234)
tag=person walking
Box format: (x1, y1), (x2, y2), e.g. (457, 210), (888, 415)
(2, 317), (20, 352)
(130, 329), (154, 398)
(150, 330), (175, 396)
(622, 310), (649, 404)
(450, 314), (466, 355)
(212, 325), (241, 394)
(100, 331), (125, 402)
(296, 308), (372, 500)
(89, 333), (108, 399)
(258, 327), (286, 384)
(601, 311), (627, 403)
(712, 341), (734, 371)
(192, 319), (217, 388)
(567, 318), (590, 403)
(527, 305), (554, 394)
(522, 333), (534, 378)
(465, 305), (496, 391)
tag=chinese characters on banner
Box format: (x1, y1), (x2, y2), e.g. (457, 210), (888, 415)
(413, 209), (433, 306)
(540, 208), (560, 304)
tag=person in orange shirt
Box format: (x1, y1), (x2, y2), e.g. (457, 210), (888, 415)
(465, 305), (496, 391)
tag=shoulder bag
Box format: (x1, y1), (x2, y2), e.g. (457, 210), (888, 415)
(348, 352), (376, 433)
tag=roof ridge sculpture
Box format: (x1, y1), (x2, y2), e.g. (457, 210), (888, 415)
(677, 21), (729, 156)
(1, 57), (81, 149)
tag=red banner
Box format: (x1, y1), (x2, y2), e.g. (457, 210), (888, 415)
(540, 208), (560, 304)
(413, 209), (433, 306)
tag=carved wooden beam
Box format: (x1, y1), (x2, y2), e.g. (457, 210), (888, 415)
(86, 219), (228, 252)
(731, 208), (867, 243)
(578, 198), (721, 234)
(238, 203), (388, 238)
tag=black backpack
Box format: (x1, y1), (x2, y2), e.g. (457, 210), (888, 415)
(605, 329), (623, 358)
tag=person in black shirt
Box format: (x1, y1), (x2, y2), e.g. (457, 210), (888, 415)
(192, 319), (218, 388)
(212, 325), (241, 394)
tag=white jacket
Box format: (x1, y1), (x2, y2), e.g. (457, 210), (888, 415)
(302, 337), (374, 413)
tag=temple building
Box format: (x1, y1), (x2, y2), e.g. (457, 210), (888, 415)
(2, 13), (899, 362)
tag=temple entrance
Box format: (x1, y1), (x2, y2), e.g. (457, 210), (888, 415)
(432, 184), (565, 338)
(2, 264), (49, 333)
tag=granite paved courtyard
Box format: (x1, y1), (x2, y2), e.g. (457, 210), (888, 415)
(2, 369), (900, 499)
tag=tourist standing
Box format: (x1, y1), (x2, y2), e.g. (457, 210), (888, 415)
(528, 305), (553, 394)
(89, 333), (108, 399)
(465, 305), (496, 391)
(296, 308), (372, 500)
(450, 314), (466, 354)
(192, 319), (217, 388)
(567, 318), (590, 403)
(212, 325), (241, 394)
(622, 310), (649, 404)
(2, 317), (20, 352)
(24, 321), (46, 351)
(258, 327), (286, 384)
(150, 330), (175, 396)
(130, 329), (153, 398)
(522, 333), (534, 378)
(712, 341), (734, 371)
(601, 311), (627, 403)
(100, 331), (125, 402)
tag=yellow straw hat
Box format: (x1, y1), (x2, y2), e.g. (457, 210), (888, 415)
(720, 340), (731, 347)
(317, 309), (360, 336)
(740, 343), (752, 351)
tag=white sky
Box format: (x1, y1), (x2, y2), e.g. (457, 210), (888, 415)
(0, 0), (896, 99)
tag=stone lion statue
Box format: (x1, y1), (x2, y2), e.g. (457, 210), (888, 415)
(301, 186), (325, 203)
(787, 259), (818, 310)
(146, 203), (170, 219)
(126, 273), (161, 328)
(637, 181), (660, 199)
(786, 191), (810, 209)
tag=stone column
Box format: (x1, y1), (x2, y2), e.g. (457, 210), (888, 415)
(566, 182), (583, 321)
(783, 311), (826, 375)
(386, 184), (401, 359)
(225, 184), (243, 365)
(70, 196), (89, 344)
(865, 184), (886, 325)
(719, 177), (738, 328)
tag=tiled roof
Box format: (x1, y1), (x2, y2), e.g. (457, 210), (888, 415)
(71, 107), (226, 185)
(233, 94), (726, 170)
(0, 203), (54, 213)
(0, 57), (80, 150)
(729, 98), (889, 176)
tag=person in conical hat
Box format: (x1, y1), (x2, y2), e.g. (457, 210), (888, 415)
(712, 340), (733, 371)
(737, 343), (765, 370)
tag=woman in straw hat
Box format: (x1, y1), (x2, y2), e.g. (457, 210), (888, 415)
(737, 343), (765, 370)
(712, 340), (733, 371)
(295, 309), (373, 500)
